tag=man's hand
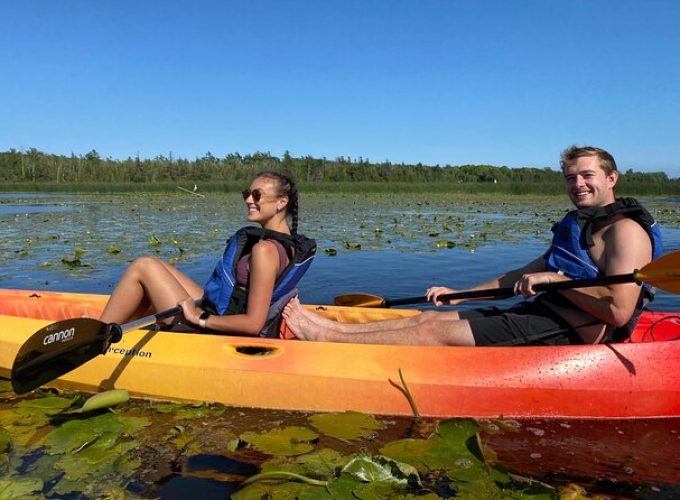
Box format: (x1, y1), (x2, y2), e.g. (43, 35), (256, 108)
(426, 286), (458, 306)
(513, 272), (568, 298)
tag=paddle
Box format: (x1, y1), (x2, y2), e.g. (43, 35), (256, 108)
(334, 250), (680, 307)
(11, 305), (185, 394)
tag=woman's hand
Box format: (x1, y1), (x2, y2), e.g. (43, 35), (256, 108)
(178, 296), (201, 325)
(426, 286), (457, 306)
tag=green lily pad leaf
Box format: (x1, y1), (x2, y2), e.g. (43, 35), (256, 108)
(0, 427), (10, 454)
(162, 425), (202, 455)
(428, 232), (440, 237)
(0, 478), (43, 498)
(0, 408), (51, 429)
(39, 261), (52, 267)
(241, 426), (318, 456)
(434, 240), (456, 248)
(454, 476), (521, 498)
(351, 479), (414, 499)
(148, 234), (161, 246)
(326, 474), (362, 499)
(309, 411), (385, 441)
(151, 402), (186, 413)
(71, 389), (129, 414)
(18, 395), (76, 414)
(164, 424), (185, 442)
(324, 248), (337, 256)
(45, 424), (101, 455)
(44, 413), (127, 454)
(74, 247), (86, 257)
(233, 481), (324, 500)
(380, 418), (483, 477)
(261, 448), (347, 477)
(114, 415), (151, 436)
(378, 437), (436, 470)
(151, 402), (225, 420)
(343, 241), (362, 250)
(61, 256), (82, 267)
(107, 245), (121, 254)
(343, 453), (419, 485)
(56, 436), (139, 481)
(0, 408), (50, 446)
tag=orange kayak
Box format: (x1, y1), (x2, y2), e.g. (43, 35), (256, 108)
(1, 288), (680, 418)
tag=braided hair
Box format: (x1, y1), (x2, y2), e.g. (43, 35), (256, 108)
(256, 171), (299, 234)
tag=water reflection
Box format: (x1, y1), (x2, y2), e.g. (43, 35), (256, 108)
(480, 418), (680, 490)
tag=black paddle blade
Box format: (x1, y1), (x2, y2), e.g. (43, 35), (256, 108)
(11, 318), (115, 394)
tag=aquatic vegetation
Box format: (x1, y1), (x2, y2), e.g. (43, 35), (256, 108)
(1, 193), (679, 289)
(309, 411), (385, 441)
(0, 382), (676, 498)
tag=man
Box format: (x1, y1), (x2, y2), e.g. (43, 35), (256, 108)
(283, 146), (662, 345)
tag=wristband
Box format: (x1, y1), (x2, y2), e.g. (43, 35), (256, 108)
(198, 311), (211, 329)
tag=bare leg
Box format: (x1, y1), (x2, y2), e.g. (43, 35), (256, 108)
(287, 296), (462, 334)
(100, 257), (203, 324)
(283, 298), (475, 345)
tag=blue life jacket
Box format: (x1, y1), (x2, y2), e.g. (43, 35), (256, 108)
(545, 197), (663, 279)
(202, 226), (316, 336)
(544, 197), (663, 341)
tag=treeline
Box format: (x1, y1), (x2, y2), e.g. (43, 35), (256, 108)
(0, 148), (677, 192)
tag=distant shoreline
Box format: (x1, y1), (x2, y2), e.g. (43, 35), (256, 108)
(1, 180), (680, 196)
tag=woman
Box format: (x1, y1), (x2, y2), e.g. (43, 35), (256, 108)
(99, 171), (316, 336)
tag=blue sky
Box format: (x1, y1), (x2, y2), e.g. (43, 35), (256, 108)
(2, 1), (679, 176)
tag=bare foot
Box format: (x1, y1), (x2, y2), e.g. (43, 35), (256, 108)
(282, 298), (326, 341)
(297, 302), (340, 328)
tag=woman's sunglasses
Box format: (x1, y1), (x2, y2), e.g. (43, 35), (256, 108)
(241, 188), (266, 202)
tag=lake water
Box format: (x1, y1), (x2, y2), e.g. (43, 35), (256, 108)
(2, 192), (680, 498)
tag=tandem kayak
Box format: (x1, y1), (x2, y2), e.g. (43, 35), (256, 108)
(1, 288), (680, 418)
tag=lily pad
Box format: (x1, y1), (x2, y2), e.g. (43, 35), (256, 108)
(0, 427), (10, 454)
(44, 412), (148, 454)
(0, 408), (51, 446)
(18, 396), (76, 414)
(309, 411), (385, 441)
(343, 453), (419, 485)
(151, 402), (225, 420)
(434, 239), (456, 248)
(380, 418), (485, 480)
(71, 389), (129, 414)
(0, 478), (43, 499)
(61, 256), (82, 267)
(261, 448), (347, 477)
(232, 480), (325, 500)
(241, 426), (318, 456)
(55, 436), (139, 481)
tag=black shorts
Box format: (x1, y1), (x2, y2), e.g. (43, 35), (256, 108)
(459, 299), (583, 346)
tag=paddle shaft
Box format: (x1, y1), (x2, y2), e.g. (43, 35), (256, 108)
(118, 305), (184, 336)
(384, 272), (638, 307)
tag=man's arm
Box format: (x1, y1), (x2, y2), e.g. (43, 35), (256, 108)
(428, 254), (548, 305)
(516, 218), (652, 327)
(556, 218), (652, 327)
